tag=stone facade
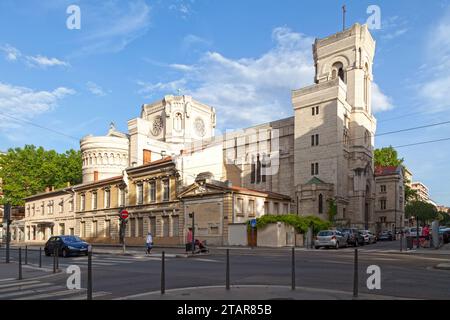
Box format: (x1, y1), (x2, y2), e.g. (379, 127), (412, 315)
(374, 166), (405, 233)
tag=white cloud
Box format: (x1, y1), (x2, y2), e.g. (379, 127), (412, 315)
(377, 16), (409, 40)
(139, 27), (315, 129)
(0, 44), (21, 61)
(0, 44), (69, 68)
(0, 82), (75, 128)
(182, 34), (211, 51)
(26, 55), (69, 68)
(86, 81), (107, 97)
(372, 82), (393, 112)
(77, 0), (151, 55)
(169, 63), (195, 72)
(169, 0), (193, 19)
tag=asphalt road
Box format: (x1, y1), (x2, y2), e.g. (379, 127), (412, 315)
(1, 240), (449, 300)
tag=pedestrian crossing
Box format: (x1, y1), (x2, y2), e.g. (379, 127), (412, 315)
(0, 278), (110, 300)
(57, 255), (165, 268)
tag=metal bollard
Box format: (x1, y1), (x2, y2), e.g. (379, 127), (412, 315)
(226, 249), (230, 290)
(353, 248), (358, 298)
(18, 248), (23, 280)
(87, 250), (93, 300)
(291, 247), (296, 290)
(39, 247), (42, 268)
(56, 247), (59, 271)
(25, 246), (28, 265)
(53, 248), (56, 273)
(161, 251), (165, 295)
(400, 233), (403, 252)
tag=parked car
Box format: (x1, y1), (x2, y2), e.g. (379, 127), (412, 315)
(359, 230), (377, 244)
(315, 230), (347, 249)
(378, 230), (394, 241)
(339, 228), (365, 247)
(44, 235), (90, 258)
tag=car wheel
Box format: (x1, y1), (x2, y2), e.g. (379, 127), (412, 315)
(315, 246), (320, 250)
(62, 248), (69, 258)
(44, 249), (51, 257)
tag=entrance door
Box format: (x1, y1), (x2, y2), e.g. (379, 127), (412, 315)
(247, 228), (257, 247)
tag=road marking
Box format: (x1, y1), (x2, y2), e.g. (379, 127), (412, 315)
(0, 281), (40, 289)
(0, 283), (52, 294)
(0, 278), (16, 282)
(64, 291), (111, 300)
(16, 289), (86, 300)
(190, 258), (220, 263)
(0, 285), (62, 299)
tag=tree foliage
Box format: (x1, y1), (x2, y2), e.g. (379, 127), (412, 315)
(247, 214), (331, 234)
(405, 200), (438, 224)
(374, 146), (404, 167)
(0, 145), (82, 205)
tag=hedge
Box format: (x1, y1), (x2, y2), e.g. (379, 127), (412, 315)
(247, 214), (332, 234)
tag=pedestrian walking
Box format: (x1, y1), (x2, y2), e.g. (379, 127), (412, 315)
(146, 232), (153, 254)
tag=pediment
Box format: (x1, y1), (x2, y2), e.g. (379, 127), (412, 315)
(178, 183), (226, 198)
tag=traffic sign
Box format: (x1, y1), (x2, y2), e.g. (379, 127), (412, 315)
(250, 219), (257, 228)
(120, 209), (129, 220)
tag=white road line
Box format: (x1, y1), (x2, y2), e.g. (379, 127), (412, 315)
(64, 291), (111, 300)
(16, 289), (86, 300)
(190, 258), (220, 263)
(0, 281), (40, 289)
(0, 283), (52, 294)
(0, 278), (16, 282)
(0, 285), (62, 299)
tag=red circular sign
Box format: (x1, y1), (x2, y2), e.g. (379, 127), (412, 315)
(120, 210), (129, 219)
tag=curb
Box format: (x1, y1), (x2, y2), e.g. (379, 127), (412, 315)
(434, 263), (450, 270)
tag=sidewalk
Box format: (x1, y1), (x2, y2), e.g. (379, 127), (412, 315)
(0, 261), (55, 281)
(116, 285), (416, 300)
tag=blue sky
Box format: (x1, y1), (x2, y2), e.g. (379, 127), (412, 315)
(0, 0), (449, 205)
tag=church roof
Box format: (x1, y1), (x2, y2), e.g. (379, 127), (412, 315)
(305, 177), (327, 185)
(374, 166), (402, 177)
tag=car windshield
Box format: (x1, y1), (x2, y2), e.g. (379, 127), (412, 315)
(318, 231), (334, 236)
(61, 236), (82, 243)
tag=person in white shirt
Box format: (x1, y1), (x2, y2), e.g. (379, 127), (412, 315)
(146, 232), (153, 254)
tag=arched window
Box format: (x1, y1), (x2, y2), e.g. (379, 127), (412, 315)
(331, 62), (345, 83)
(318, 194), (324, 214)
(174, 113), (183, 132)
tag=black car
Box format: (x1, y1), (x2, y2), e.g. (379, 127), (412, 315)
(378, 230), (394, 241)
(339, 228), (365, 247)
(44, 235), (89, 258)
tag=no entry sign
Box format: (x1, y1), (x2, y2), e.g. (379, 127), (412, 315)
(120, 210), (129, 219)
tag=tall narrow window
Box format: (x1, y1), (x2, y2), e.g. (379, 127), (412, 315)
(256, 155), (261, 184)
(137, 184), (143, 205)
(318, 194), (324, 214)
(162, 179), (170, 201)
(92, 191), (97, 210)
(149, 181), (156, 203)
(311, 134), (319, 146)
(104, 189), (111, 209)
(250, 157), (256, 184)
(118, 188), (125, 207)
(248, 200), (255, 217)
(311, 163), (315, 176)
(315, 163), (319, 175)
(80, 194), (85, 212)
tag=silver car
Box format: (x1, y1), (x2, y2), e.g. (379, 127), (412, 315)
(314, 230), (347, 249)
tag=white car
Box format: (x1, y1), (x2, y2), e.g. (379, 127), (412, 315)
(359, 230), (377, 244)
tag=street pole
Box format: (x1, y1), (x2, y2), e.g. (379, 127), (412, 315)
(226, 249), (230, 290)
(291, 247), (295, 291)
(191, 212), (195, 255)
(353, 248), (358, 298)
(18, 247), (22, 280)
(161, 251), (165, 295)
(53, 247), (56, 273)
(25, 245), (28, 265)
(39, 247), (42, 268)
(5, 204), (11, 264)
(87, 249), (92, 300)
(416, 215), (420, 249)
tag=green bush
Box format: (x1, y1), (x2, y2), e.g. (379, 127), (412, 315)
(247, 214), (331, 234)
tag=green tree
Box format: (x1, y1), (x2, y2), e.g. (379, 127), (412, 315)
(405, 200), (438, 225)
(0, 145), (82, 206)
(374, 146), (404, 167)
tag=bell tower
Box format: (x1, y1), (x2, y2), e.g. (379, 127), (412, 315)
(293, 23), (377, 230)
(314, 23), (375, 114)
